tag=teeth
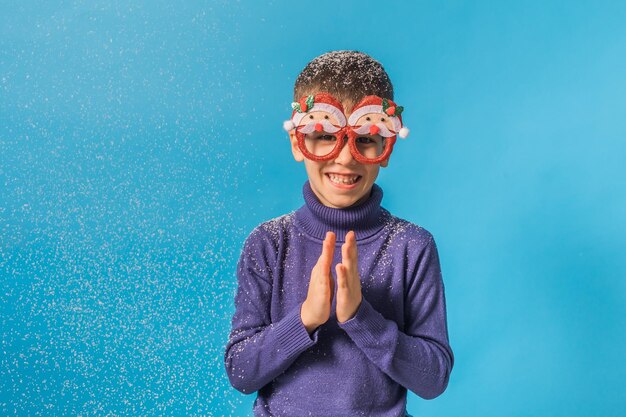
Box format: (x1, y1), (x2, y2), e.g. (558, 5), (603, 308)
(328, 174), (359, 185)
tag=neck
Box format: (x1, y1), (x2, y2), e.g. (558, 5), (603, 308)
(294, 180), (387, 242)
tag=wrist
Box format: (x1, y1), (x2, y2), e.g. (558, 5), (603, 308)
(300, 301), (318, 334)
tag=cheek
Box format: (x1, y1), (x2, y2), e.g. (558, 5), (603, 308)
(303, 160), (326, 176)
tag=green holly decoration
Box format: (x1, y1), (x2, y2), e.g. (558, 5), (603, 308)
(291, 95), (315, 113)
(382, 98), (390, 113)
(382, 98), (404, 117)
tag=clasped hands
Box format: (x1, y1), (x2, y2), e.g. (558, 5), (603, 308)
(301, 230), (362, 334)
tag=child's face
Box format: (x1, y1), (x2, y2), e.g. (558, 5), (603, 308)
(289, 101), (389, 209)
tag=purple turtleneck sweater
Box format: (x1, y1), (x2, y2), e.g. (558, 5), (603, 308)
(224, 181), (454, 417)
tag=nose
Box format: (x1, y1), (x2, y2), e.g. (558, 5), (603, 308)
(334, 136), (356, 165)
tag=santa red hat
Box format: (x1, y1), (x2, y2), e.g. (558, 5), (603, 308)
(347, 96), (409, 139)
(283, 93), (347, 131)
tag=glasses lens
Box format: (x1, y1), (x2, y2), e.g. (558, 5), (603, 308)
(303, 132), (340, 157)
(354, 135), (386, 160)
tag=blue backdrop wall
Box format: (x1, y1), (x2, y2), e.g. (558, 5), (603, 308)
(1, 1), (625, 416)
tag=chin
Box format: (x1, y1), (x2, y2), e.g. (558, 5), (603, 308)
(309, 173), (374, 208)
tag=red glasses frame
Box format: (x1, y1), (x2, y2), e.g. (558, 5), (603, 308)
(294, 126), (397, 165)
(288, 92), (406, 164)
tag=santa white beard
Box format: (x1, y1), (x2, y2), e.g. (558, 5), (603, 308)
(351, 122), (395, 138)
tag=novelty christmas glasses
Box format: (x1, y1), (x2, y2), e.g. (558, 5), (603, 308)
(283, 93), (409, 164)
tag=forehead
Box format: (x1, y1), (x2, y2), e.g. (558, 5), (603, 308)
(341, 100), (356, 116)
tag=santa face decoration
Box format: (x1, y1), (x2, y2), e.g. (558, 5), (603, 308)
(283, 93), (409, 165)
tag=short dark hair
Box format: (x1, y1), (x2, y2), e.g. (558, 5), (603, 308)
(294, 50), (394, 112)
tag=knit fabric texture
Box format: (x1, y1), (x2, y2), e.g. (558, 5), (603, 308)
(224, 180), (454, 417)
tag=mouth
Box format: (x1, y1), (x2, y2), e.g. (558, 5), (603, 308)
(325, 173), (362, 189)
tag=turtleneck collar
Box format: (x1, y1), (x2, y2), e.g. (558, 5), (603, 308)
(294, 180), (388, 242)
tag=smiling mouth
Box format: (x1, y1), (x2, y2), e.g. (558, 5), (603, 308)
(326, 173), (362, 186)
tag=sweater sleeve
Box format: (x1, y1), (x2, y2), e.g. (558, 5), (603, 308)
(337, 235), (454, 400)
(224, 227), (320, 394)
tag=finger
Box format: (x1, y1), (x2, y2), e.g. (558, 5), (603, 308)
(318, 231), (336, 272)
(342, 231), (356, 272)
(341, 239), (349, 269)
(336, 263), (347, 289)
(348, 231), (358, 268)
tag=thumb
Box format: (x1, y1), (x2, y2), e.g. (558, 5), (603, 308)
(335, 263), (345, 292)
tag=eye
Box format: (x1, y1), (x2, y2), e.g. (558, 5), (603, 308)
(316, 134), (336, 142)
(366, 117), (371, 121)
(324, 115), (329, 119)
(356, 136), (375, 144)
(355, 136), (384, 146)
(309, 115), (314, 119)
(381, 118), (385, 122)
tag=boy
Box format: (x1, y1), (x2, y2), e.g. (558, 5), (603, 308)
(224, 50), (454, 417)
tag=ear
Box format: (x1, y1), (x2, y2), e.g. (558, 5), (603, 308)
(380, 155), (390, 168)
(289, 131), (304, 162)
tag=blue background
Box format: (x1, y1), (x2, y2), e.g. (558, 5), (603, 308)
(2, 1), (625, 416)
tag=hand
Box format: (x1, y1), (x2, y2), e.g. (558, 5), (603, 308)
(301, 231), (336, 334)
(335, 230), (362, 323)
